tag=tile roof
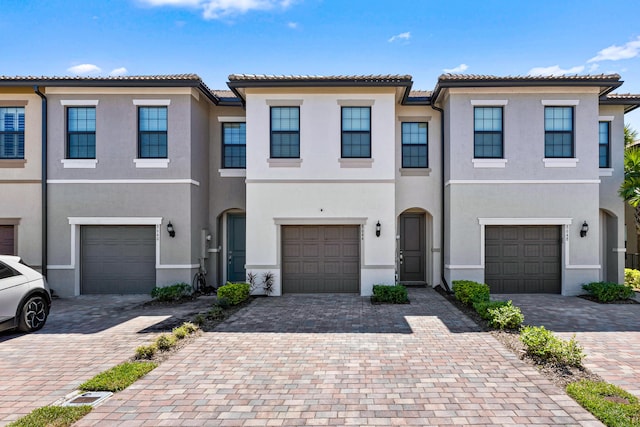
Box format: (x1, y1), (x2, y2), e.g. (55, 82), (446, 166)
(438, 73), (622, 82)
(228, 74), (412, 83)
(605, 93), (640, 100)
(0, 74), (203, 81)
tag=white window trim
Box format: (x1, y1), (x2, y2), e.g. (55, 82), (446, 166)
(47, 179), (199, 185)
(541, 99), (580, 106)
(268, 158), (303, 168)
(337, 99), (375, 106)
(132, 99), (171, 106)
(134, 158), (170, 168)
(60, 100), (99, 106)
(218, 169), (247, 177)
(599, 115), (614, 121)
(61, 159), (97, 169)
(472, 159), (507, 168)
(339, 158), (374, 168)
(599, 168), (614, 177)
(398, 115), (431, 122)
(218, 116), (246, 123)
(446, 179), (599, 186)
(470, 100), (508, 106)
(266, 99), (303, 106)
(400, 168), (431, 176)
(543, 158), (579, 168)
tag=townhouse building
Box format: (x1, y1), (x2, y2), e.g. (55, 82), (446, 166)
(1, 73), (638, 297)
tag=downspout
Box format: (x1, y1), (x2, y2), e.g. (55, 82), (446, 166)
(431, 103), (451, 293)
(34, 86), (47, 278)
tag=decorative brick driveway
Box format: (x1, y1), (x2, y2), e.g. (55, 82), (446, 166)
(76, 289), (600, 426)
(497, 293), (640, 398)
(0, 295), (209, 426)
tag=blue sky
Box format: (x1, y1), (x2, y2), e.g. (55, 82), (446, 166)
(3, 0), (640, 127)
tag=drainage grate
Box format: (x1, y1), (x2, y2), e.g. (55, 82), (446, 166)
(61, 391), (113, 407)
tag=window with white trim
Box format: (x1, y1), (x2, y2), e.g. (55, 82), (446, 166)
(222, 122), (246, 168)
(599, 121), (610, 168)
(474, 107), (503, 158)
(67, 107), (96, 159)
(0, 107), (25, 159)
(138, 106), (167, 158)
(401, 122), (428, 167)
(544, 106), (574, 158)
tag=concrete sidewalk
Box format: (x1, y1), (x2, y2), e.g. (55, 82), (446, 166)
(76, 289), (601, 426)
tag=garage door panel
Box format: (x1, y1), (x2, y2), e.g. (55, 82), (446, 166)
(81, 226), (156, 294)
(485, 225), (560, 293)
(282, 225), (359, 293)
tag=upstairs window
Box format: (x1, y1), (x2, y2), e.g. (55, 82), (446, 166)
(544, 106), (574, 158)
(401, 122), (428, 167)
(138, 106), (167, 158)
(270, 107), (300, 158)
(222, 122), (246, 168)
(0, 107), (25, 159)
(599, 121), (610, 168)
(474, 107), (503, 158)
(67, 107), (96, 159)
(342, 107), (371, 158)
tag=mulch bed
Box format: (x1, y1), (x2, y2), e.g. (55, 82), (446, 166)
(435, 286), (604, 389)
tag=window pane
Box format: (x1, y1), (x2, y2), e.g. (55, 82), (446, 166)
(139, 107), (167, 131)
(401, 122), (428, 167)
(271, 107), (299, 131)
(474, 107), (503, 158)
(271, 107), (300, 158)
(474, 107), (502, 131)
(139, 132), (167, 158)
(544, 107), (572, 131)
(342, 132), (370, 158)
(599, 121), (610, 168)
(0, 107), (25, 159)
(342, 107), (370, 131)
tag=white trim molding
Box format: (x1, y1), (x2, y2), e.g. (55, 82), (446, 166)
(69, 217), (162, 225)
(613, 248), (627, 253)
(60, 100), (99, 106)
(266, 99), (303, 106)
(400, 168), (431, 176)
(398, 115), (432, 122)
(217, 116), (246, 123)
(472, 158), (507, 168)
(565, 265), (601, 270)
(337, 99), (375, 106)
(543, 158), (579, 168)
(274, 217), (367, 225)
(61, 159), (98, 169)
(339, 158), (374, 168)
(599, 168), (614, 177)
(218, 169), (247, 177)
(48, 179), (199, 186)
(446, 179), (599, 186)
(156, 264), (199, 270)
(541, 99), (580, 106)
(479, 218), (572, 226)
(246, 179), (394, 184)
(599, 115), (615, 121)
(445, 264), (483, 270)
(134, 158), (170, 168)
(132, 99), (171, 106)
(268, 158), (303, 168)
(470, 100), (508, 106)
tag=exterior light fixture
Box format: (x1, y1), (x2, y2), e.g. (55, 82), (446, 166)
(580, 221), (589, 238)
(375, 221), (381, 237)
(167, 221), (176, 238)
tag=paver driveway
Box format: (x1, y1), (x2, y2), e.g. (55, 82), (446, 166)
(498, 293), (640, 398)
(0, 294), (210, 426)
(76, 288), (600, 426)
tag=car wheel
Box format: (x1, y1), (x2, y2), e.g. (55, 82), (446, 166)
(18, 295), (49, 332)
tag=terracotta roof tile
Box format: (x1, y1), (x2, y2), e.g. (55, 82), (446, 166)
(438, 73), (621, 82)
(228, 74), (412, 83)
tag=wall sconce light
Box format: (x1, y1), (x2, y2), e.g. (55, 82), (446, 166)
(580, 221), (589, 238)
(375, 221), (381, 237)
(167, 221), (176, 238)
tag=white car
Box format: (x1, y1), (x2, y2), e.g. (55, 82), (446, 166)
(0, 255), (51, 333)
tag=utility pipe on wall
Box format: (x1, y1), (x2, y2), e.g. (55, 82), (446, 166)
(34, 86), (47, 278)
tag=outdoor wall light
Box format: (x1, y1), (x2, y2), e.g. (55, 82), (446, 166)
(376, 221), (381, 237)
(167, 221), (176, 238)
(580, 221), (589, 238)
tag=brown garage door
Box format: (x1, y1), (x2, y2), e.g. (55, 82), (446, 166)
(485, 225), (561, 293)
(81, 226), (156, 294)
(0, 226), (14, 255)
(282, 225), (360, 293)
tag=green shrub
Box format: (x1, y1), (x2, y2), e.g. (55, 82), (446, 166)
(473, 300), (510, 320)
(520, 325), (584, 367)
(155, 333), (177, 352)
(134, 344), (157, 360)
(215, 297), (231, 309)
(371, 284), (409, 304)
(150, 283), (192, 302)
(487, 302), (524, 330)
(194, 313), (206, 326)
(217, 282), (250, 305)
(625, 268), (640, 291)
(207, 306), (225, 320)
(7, 405), (92, 427)
(79, 361), (157, 392)
(452, 280), (490, 306)
(172, 325), (188, 340)
(582, 281), (635, 303)
(181, 322), (199, 334)
(566, 380), (640, 427)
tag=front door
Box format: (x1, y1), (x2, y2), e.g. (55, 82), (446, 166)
(227, 214), (246, 283)
(399, 213), (425, 282)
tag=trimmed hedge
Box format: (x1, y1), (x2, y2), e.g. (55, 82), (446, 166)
(625, 268), (640, 291)
(151, 283), (192, 301)
(217, 282), (251, 305)
(452, 280), (490, 306)
(473, 300), (510, 320)
(487, 302), (524, 330)
(520, 325), (584, 367)
(371, 284), (409, 304)
(582, 281), (635, 303)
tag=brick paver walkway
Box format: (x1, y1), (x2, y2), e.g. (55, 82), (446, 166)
(497, 293), (640, 397)
(0, 295), (212, 426)
(76, 289), (600, 426)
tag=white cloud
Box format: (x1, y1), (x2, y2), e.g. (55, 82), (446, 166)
(138, 0), (294, 19)
(67, 64), (102, 75)
(287, 21), (297, 29)
(442, 63), (468, 73)
(589, 36), (640, 62)
(388, 32), (410, 43)
(527, 65), (585, 76)
(109, 67), (128, 76)
(588, 63), (600, 73)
